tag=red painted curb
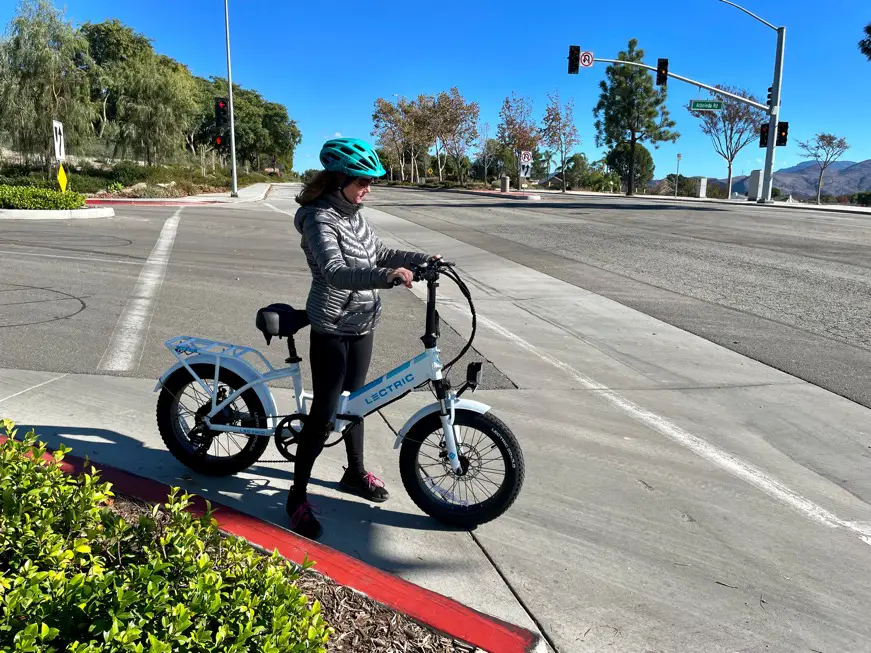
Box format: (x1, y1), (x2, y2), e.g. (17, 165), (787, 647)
(1, 435), (542, 653)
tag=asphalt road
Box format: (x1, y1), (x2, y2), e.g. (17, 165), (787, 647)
(0, 199), (514, 392)
(368, 187), (871, 409)
(4, 185), (871, 652)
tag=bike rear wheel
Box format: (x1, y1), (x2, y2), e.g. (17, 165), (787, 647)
(399, 409), (524, 528)
(156, 363), (269, 476)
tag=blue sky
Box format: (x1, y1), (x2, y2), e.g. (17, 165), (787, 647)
(3, 0), (870, 179)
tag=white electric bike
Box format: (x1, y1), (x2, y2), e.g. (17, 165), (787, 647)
(154, 260), (524, 528)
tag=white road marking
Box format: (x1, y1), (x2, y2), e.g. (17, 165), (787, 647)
(97, 208), (183, 372)
(0, 374), (68, 405)
(264, 202), (291, 215)
(443, 297), (871, 547)
(0, 250), (139, 265)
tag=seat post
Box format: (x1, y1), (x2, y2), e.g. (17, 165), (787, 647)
(286, 336), (302, 364)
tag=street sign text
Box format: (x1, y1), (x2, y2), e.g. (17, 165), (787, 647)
(689, 100), (724, 111)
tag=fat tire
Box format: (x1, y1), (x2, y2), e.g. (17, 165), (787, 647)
(399, 410), (524, 528)
(156, 363), (269, 476)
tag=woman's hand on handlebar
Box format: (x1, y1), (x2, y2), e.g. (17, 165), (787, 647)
(387, 267), (414, 288)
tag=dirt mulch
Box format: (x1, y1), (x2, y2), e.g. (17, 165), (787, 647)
(109, 494), (483, 653)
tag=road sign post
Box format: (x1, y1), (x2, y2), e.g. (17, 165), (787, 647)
(223, 0), (239, 198)
(760, 26), (785, 204)
(52, 120), (65, 162)
(52, 120), (67, 193)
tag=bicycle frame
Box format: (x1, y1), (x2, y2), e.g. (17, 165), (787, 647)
(158, 335), (466, 474)
(156, 261), (481, 476)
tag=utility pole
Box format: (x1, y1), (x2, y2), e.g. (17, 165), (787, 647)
(223, 0), (239, 198)
(675, 153), (681, 198)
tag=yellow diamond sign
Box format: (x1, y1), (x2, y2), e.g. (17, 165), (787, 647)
(57, 164), (68, 193)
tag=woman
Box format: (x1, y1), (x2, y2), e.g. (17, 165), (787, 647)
(288, 137), (438, 539)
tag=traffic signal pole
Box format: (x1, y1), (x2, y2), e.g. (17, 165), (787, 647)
(591, 58), (769, 111)
(718, 1), (784, 204)
(759, 26), (785, 204)
(223, 0), (239, 198)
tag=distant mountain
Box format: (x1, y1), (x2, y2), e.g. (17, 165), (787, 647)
(696, 159), (871, 199)
(777, 160), (857, 174)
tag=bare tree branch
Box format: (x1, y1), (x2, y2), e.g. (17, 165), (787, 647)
(798, 133), (850, 204)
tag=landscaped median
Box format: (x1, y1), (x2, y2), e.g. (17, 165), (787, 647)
(0, 185), (114, 219)
(0, 421), (540, 653)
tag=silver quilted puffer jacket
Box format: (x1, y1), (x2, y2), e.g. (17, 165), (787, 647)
(294, 190), (430, 336)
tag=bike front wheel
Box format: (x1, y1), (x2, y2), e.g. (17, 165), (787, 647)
(399, 409), (524, 528)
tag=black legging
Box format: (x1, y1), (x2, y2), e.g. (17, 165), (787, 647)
(292, 328), (374, 498)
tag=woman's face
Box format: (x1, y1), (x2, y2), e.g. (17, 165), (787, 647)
(346, 176), (373, 203)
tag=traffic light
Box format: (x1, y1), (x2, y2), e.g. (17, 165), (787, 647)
(656, 58), (668, 86)
(759, 123), (770, 148)
(776, 121), (789, 146)
(215, 97), (228, 127)
(766, 86), (773, 107)
(568, 45), (580, 74)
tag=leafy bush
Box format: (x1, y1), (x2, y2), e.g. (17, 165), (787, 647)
(0, 185), (86, 210)
(854, 191), (871, 207)
(0, 175), (57, 189)
(0, 420), (333, 652)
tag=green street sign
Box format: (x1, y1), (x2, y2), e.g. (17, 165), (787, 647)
(690, 100), (724, 111)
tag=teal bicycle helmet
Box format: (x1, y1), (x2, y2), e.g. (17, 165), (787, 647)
(319, 138), (387, 178)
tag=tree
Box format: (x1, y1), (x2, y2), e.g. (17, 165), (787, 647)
(860, 23), (871, 61)
(79, 18), (153, 139)
(0, 0), (95, 168)
(115, 54), (197, 165)
(540, 90), (581, 192)
(475, 123), (494, 182)
(472, 136), (501, 183)
(561, 153), (588, 189)
(606, 142), (655, 192)
(593, 38), (678, 195)
(439, 88), (479, 185)
(497, 92), (539, 190)
(542, 150), (555, 180)
(798, 133), (850, 205)
(372, 97), (407, 181)
(687, 86), (766, 198)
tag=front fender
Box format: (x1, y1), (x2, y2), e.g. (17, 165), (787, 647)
(393, 398), (490, 449)
(154, 354), (279, 428)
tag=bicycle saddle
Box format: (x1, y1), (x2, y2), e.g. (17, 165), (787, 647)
(255, 303), (310, 345)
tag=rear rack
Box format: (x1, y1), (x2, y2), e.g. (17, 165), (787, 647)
(164, 336), (280, 374)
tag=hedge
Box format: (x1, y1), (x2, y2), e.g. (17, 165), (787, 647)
(0, 185), (86, 210)
(0, 420), (332, 652)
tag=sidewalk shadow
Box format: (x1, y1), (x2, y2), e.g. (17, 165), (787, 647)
(13, 423), (468, 577)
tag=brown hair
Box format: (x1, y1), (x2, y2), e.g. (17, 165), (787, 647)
(295, 170), (347, 205)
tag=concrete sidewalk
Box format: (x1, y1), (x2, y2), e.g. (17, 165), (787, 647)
(0, 368), (546, 646)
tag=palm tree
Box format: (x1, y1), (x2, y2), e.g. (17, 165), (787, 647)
(861, 23), (871, 61)
(543, 150), (554, 185)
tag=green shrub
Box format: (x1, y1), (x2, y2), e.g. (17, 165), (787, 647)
(854, 191), (871, 207)
(0, 175), (56, 189)
(0, 420), (333, 652)
(0, 185), (86, 210)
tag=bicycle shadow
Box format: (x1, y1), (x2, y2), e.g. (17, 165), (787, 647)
(13, 423), (467, 576)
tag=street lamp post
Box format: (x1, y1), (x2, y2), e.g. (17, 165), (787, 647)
(223, 0), (239, 198)
(718, 0), (784, 204)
